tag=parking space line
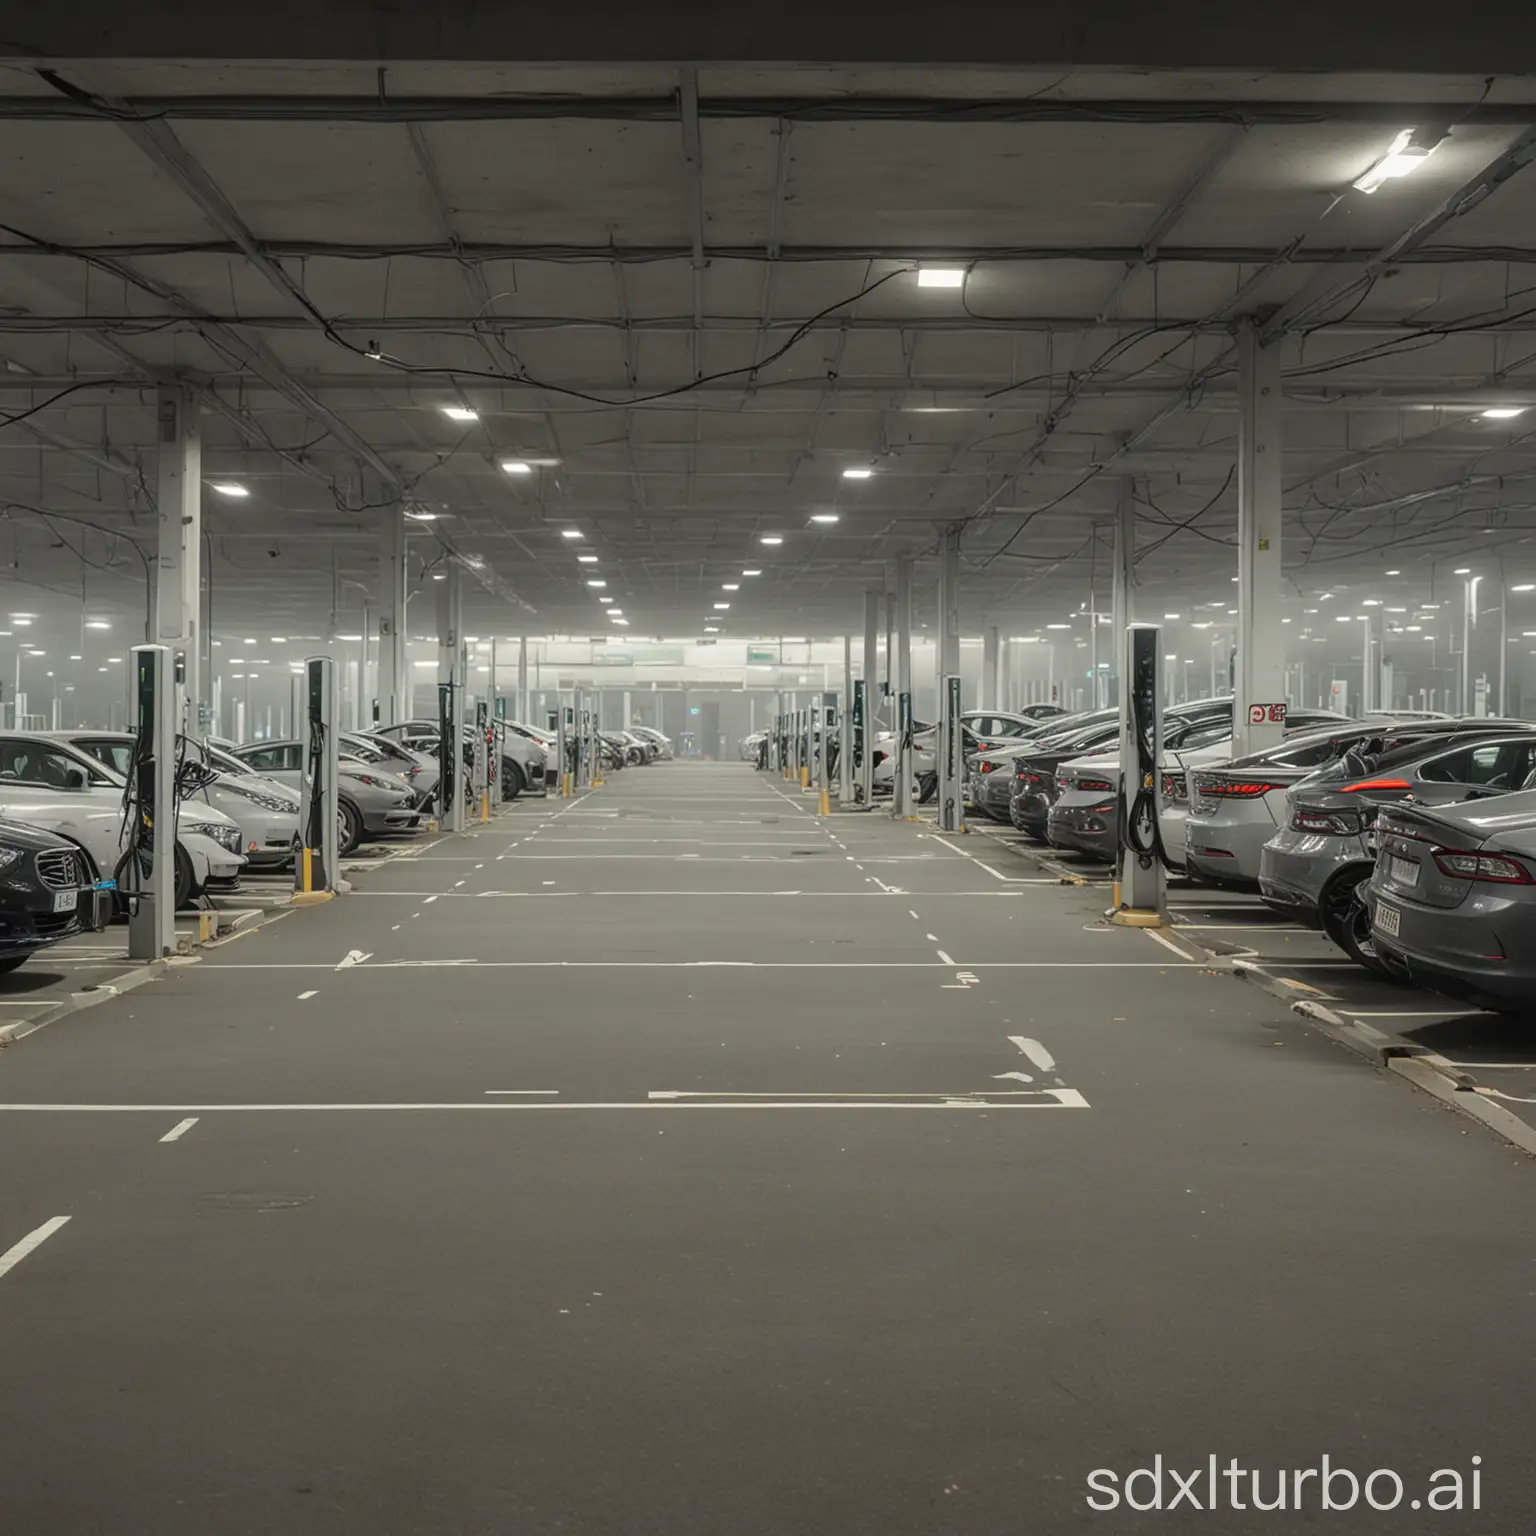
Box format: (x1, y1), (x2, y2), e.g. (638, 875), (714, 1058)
(159, 1117), (199, 1142)
(0, 1215), (71, 1280)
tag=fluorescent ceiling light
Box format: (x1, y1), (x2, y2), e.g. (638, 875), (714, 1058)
(500, 459), (533, 473)
(85, 620), (111, 630)
(760, 535), (783, 545)
(1353, 128), (1444, 194)
(1454, 567), (1471, 575)
(27, 648), (43, 656)
(1362, 599), (1382, 606)
(612, 618), (629, 626)
(561, 529), (583, 540)
(742, 569), (761, 576)
(441, 406), (478, 422)
(209, 482), (249, 498)
(243, 637), (257, 644)
(811, 513), (840, 524)
(1385, 568), (1401, 575)
(722, 583), (740, 590)
(1481, 407), (1526, 420)
(405, 509), (437, 522)
(432, 572), (446, 581)
(917, 267), (966, 288)
(11, 617), (31, 627)
(1046, 623), (1071, 630)
(714, 602), (730, 610)
(586, 579), (607, 588)
(1512, 584), (1536, 592)
(1163, 612), (1181, 620)
(577, 554), (599, 563)
(599, 596), (613, 604)
(413, 659), (436, 668)
(841, 468), (873, 480)
(704, 626), (720, 633)
(608, 609), (624, 617)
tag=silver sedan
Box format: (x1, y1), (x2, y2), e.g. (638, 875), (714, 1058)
(232, 740), (422, 852)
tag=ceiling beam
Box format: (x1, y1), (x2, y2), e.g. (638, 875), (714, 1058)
(7, 240), (1536, 267)
(4, 94), (1533, 127)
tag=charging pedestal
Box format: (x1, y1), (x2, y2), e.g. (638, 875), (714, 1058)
(558, 705), (573, 796)
(891, 691), (916, 819)
(294, 655), (339, 902)
(936, 673), (966, 833)
(1111, 623), (1166, 925)
(475, 700), (491, 820)
(437, 677), (465, 832)
(490, 699), (506, 808)
(852, 679), (871, 806)
(818, 691), (836, 814)
(127, 644), (176, 960)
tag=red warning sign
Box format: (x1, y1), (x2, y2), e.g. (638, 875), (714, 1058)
(1249, 703), (1287, 725)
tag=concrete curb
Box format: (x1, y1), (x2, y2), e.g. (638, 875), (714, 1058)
(0, 957), (169, 1048)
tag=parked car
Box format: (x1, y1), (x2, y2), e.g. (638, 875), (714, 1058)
(1184, 719), (1533, 888)
(1368, 789), (1536, 1011)
(378, 719), (549, 798)
(343, 730), (440, 807)
(0, 817), (110, 973)
(0, 733), (245, 908)
(57, 730), (303, 872)
(967, 740), (1054, 821)
(232, 739), (421, 852)
(1259, 730), (1536, 968)
(960, 709), (1061, 740)
(1008, 703), (1233, 838)
(628, 725), (674, 759)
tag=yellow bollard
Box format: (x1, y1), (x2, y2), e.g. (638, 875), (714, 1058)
(818, 788), (831, 815)
(800, 764), (809, 789)
(481, 792), (490, 822)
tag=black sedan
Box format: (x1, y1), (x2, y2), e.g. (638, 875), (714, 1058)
(0, 818), (110, 974)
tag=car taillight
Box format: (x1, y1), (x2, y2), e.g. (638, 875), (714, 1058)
(1075, 777), (1113, 792)
(1203, 780), (1283, 799)
(1290, 807), (1365, 835)
(1161, 772), (1188, 802)
(978, 759), (999, 774)
(1431, 849), (1534, 883)
(1341, 777), (1411, 793)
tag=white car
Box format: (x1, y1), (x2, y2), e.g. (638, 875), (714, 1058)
(628, 725), (673, 759)
(0, 733), (246, 907)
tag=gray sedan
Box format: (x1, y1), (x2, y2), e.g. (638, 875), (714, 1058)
(1369, 791), (1536, 1012)
(233, 740), (422, 852)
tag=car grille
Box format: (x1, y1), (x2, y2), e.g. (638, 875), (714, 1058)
(34, 847), (85, 890)
(34, 908), (79, 936)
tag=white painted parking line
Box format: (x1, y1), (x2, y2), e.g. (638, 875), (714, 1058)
(159, 1117), (199, 1142)
(297, 990), (318, 1000)
(176, 959), (1205, 970)
(1008, 1037), (1057, 1073)
(0, 1215), (71, 1280)
(0, 1098), (1090, 1111)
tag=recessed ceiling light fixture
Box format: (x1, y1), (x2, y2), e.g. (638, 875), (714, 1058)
(742, 568), (761, 576)
(577, 554), (599, 564)
(722, 583), (740, 591)
(85, 619), (110, 630)
(811, 513), (840, 523)
(405, 509), (438, 521)
(587, 579), (607, 588)
(1513, 584), (1536, 593)
(209, 482), (249, 498)
(917, 267), (966, 288)
(760, 535), (783, 545)
(500, 459), (533, 473)
(714, 602), (730, 610)
(1454, 567), (1472, 575)
(1353, 128), (1445, 194)
(441, 405), (478, 422)
(1481, 407), (1526, 420)
(561, 529), (583, 540)
(841, 468), (873, 480)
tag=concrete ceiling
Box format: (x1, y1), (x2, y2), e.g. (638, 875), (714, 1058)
(0, 60), (1534, 644)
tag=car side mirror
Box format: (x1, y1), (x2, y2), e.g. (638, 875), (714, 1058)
(1341, 749), (1368, 777)
(62, 766), (87, 790)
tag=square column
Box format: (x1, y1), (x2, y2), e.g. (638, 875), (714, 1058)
(377, 511), (409, 724)
(154, 386), (202, 735)
(982, 626), (1000, 705)
(1233, 320), (1286, 758)
(891, 555), (915, 818)
(1111, 479), (1136, 712)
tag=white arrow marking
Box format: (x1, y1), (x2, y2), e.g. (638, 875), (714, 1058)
(336, 950), (372, 971)
(991, 1070), (1034, 1085)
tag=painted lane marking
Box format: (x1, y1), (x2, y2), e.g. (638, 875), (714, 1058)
(190, 959), (1205, 970)
(0, 1215), (71, 1280)
(335, 950), (372, 971)
(909, 910), (920, 920)
(1143, 928), (1200, 961)
(925, 933), (939, 942)
(484, 1090), (561, 1096)
(935, 949), (956, 966)
(423, 895), (439, 904)
(1008, 1036), (1057, 1073)
(0, 1098), (1090, 1112)
(992, 1071), (1034, 1085)
(297, 989), (318, 1000)
(159, 1117), (199, 1142)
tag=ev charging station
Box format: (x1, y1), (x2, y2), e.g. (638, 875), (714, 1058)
(437, 675), (465, 832)
(474, 699), (491, 820)
(819, 690), (837, 814)
(558, 703), (573, 795)
(294, 655), (340, 901)
(852, 679), (871, 806)
(1112, 623), (1167, 925)
(891, 690), (915, 819)
(127, 643), (176, 960)
(936, 673), (965, 833)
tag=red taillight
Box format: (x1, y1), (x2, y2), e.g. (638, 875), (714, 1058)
(1341, 777), (1411, 793)
(1075, 777), (1113, 792)
(978, 760), (998, 774)
(1203, 780), (1283, 799)
(1431, 849), (1534, 884)
(1161, 772), (1188, 802)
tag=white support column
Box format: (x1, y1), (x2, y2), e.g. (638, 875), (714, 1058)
(863, 589), (880, 695)
(999, 637), (1012, 712)
(892, 555), (915, 819)
(517, 636), (529, 722)
(839, 635), (854, 804)
(1112, 479), (1136, 711)
(934, 529), (962, 828)
(360, 602), (375, 725)
(437, 567), (466, 831)
(982, 626), (1000, 706)
(1233, 319), (1286, 758)
(377, 512), (408, 725)
(154, 386), (202, 736)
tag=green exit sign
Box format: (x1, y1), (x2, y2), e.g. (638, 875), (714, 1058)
(746, 645), (779, 664)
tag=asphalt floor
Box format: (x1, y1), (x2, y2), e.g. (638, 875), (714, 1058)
(0, 761), (1531, 1533)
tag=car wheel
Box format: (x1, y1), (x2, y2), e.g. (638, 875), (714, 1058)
(503, 761), (526, 800)
(338, 798), (364, 855)
(0, 954), (29, 974)
(174, 844), (194, 910)
(1320, 870), (1388, 975)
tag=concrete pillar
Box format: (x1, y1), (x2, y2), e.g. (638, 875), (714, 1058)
(863, 589), (880, 690)
(377, 512), (409, 724)
(517, 635), (530, 721)
(1232, 319), (1285, 758)
(154, 385), (202, 735)
(1112, 480), (1136, 712)
(999, 637), (1012, 711)
(840, 634), (854, 803)
(935, 526), (961, 707)
(361, 602), (375, 724)
(982, 626), (1000, 706)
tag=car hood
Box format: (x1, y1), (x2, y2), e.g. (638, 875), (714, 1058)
(0, 817), (74, 852)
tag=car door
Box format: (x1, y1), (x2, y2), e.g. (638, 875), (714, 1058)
(1416, 738), (1536, 802)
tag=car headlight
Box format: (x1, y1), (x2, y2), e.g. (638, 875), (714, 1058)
(0, 845), (22, 872)
(353, 774), (393, 790)
(227, 785), (298, 813)
(186, 821), (242, 853)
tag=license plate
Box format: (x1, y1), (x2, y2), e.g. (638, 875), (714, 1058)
(1374, 900), (1401, 938)
(52, 889), (77, 914)
(1388, 854), (1419, 887)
